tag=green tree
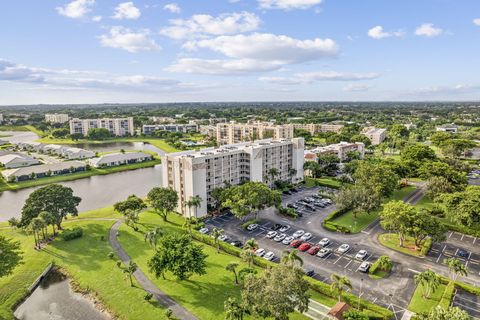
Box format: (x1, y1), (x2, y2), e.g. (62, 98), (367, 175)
(375, 256), (393, 272)
(87, 128), (111, 140)
(439, 186), (480, 227)
(440, 139), (476, 158)
(211, 227), (224, 253)
(20, 184), (81, 229)
(147, 187), (179, 222)
(343, 310), (369, 320)
(38, 211), (56, 237)
(114, 195), (147, 229)
(280, 250), (303, 267)
(182, 217), (197, 236)
(330, 274), (353, 302)
(148, 233), (207, 280)
(401, 144), (437, 163)
(335, 185), (382, 218)
(430, 131), (452, 147)
(426, 176), (454, 199)
(0, 235), (23, 278)
(317, 154), (340, 176)
(353, 161), (399, 197)
(414, 270), (441, 299)
(123, 260), (137, 287)
(444, 258), (468, 281)
(243, 238), (258, 251)
(144, 227), (163, 251)
(241, 249), (256, 268)
(226, 262), (239, 285)
(416, 306), (470, 320)
(417, 161), (467, 191)
(380, 201), (418, 247)
(303, 161), (321, 178)
(224, 297), (244, 320)
(29, 217), (46, 248)
(185, 195), (202, 218)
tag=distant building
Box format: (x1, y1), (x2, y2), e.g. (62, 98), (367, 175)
(0, 154), (40, 169)
(142, 123), (198, 135)
(362, 127), (387, 145)
(216, 122), (294, 145)
(0, 139), (8, 146)
(0, 114), (3, 124)
(2, 161), (86, 182)
(69, 117), (134, 137)
(63, 147), (95, 160)
(87, 152), (152, 168)
(149, 116), (175, 123)
(436, 124), (459, 133)
(45, 113), (69, 124)
(404, 123), (416, 130)
(162, 138), (304, 217)
(14, 142), (94, 159)
(291, 123), (344, 135)
(305, 142), (365, 162)
(199, 125), (217, 138)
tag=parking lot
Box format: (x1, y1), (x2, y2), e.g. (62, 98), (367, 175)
(453, 289), (480, 319)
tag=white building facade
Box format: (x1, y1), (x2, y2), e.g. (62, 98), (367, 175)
(216, 122), (294, 145)
(162, 138), (304, 218)
(45, 113), (69, 124)
(142, 123), (198, 135)
(362, 127), (387, 145)
(69, 117), (134, 136)
(305, 142), (365, 162)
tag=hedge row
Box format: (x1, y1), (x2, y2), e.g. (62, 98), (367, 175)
(322, 208), (352, 233)
(438, 281), (455, 309)
(419, 238), (433, 256)
(440, 220), (480, 238)
(368, 256), (392, 275)
(60, 227), (83, 241)
(192, 230), (392, 319)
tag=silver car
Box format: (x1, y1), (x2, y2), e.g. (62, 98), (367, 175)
(292, 230), (305, 239)
(337, 244), (350, 254)
(274, 233), (287, 242)
(282, 236), (294, 245)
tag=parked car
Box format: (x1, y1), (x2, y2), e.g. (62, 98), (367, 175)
(230, 240), (242, 247)
(199, 227), (209, 234)
(298, 242), (312, 252)
(218, 234), (229, 242)
(266, 231), (277, 239)
(458, 249), (470, 259)
(304, 204), (315, 211)
(263, 251), (275, 261)
(246, 223), (259, 231)
(290, 188), (298, 193)
(283, 190), (292, 195)
(318, 238), (330, 247)
(271, 223), (283, 230)
(355, 250), (368, 260)
(314, 202), (325, 208)
(290, 239), (304, 248)
(279, 225), (291, 233)
(305, 270), (315, 277)
(307, 246), (320, 255)
(317, 248), (332, 258)
(337, 244), (350, 254)
(292, 230), (305, 238)
(300, 232), (313, 241)
(274, 233), (287, 242)
(358, 261), (371, 273)
(255, 248), (266, 257)
(282, 236), (294, 245)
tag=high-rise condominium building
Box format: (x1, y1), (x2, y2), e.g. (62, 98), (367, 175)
(69, 117), (134, 136)
(45, 113), (69, 124)
(362, 127), (387, 145)
(162, 138), (305, 217)
(142, 124), (198, 135)
(216, 122), (294, 145)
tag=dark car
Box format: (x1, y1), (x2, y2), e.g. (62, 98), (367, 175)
(287, 203), (295, 208)
(305, 270), (315, 277)
(283, 190), (292, 195)
(458, 249), (470, 259)
(290, 188), (298, 193)
(230, 240), (242, 247)
(296, 211), (303, 217)
(271, 223), (283, 231)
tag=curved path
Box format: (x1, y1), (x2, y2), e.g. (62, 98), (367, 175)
(109, 220), (198, 320)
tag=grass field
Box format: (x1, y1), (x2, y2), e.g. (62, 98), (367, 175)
(304, 177), (342, 189)
(378, 233), (431, 258)
(407, 282), (447, 314)
(0, 159), (161, 192)
(0, 125), (44, 136)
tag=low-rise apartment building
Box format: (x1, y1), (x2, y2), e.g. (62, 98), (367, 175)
(304, 142), (365, 162)
(216, 122), (294, 145)
(291, 123), (344, 135)
(69, 117), (134, 136)
(87, 152), (152, 168)
(362, 127), (387, 145)
(436, 124), (459, 133)
(45, 113), (69, 124)
(142, 123), (198, 135)
(2, 161), (86, 182)
(162, 138), (305, 217)
(0, 154), (40, 169)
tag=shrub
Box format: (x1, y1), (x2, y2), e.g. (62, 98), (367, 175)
(278, 207), (298, 219)
(144, 292), (153, 301)
(241, 219), (260, 230)
(60, 227), (83, 241)
(419, 238), (433, 256)
(369, 256), (392, 275)
(438, 281), (455, 309)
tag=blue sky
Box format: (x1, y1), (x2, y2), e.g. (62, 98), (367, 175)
(1, 0), (479, 104)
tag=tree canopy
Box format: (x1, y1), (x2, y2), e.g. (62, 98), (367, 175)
(147, 187), (179, 221)
(439, 186), (480, 227)
(0, 235), (23, 278)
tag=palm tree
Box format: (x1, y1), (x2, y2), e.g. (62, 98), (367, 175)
(288, 168), (297, 181)
(183, 217), (198, 236)
(414, 270), (440, 299)
(29, 217), (46, 249)
(330, 274), (353, 302)
(444, 258), (468, 281)
(226, 262), (239, 285)
(243, 238), (258, 251)
(211, 227), (224, 253)
(281, 250), (304, 267)
(123, 260), (137, 287)
(268, 167), (279, 184)
(186, 195), (202, 218)
(376, 256), (393, 272)
(224, 297), (244, 320)
(39, 211), (56, 238)
(144, 227), (163, 251)
(241, 249), (256, 268)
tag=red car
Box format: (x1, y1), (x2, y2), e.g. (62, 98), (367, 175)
(290, 239), (304, 248)
(298, 242), (312, 252)
(307, 246), (320, 255)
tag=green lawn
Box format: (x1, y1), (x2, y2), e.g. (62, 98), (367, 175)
(415, 195), (435, 210)
(0, 159), (161, 192)
(304, 177), (342, 189)
(407, 282), (447, 314)
(0, 125), (44, 136)
(378, 233), (431, 258)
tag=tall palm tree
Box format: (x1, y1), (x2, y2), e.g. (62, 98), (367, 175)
(211, 227), (224, 253)
(268, 167), (279, 183)
(123, 260), (137, 287)
(281, 250), (304, 267)
(243, 238), (258, 251)
(29, 217), (46, 249)
(288, 168), (297, 181)
(183, 217), (198, 236)
(226, 262), (239, 285)
(39, 211), (57, 237)
(224, 297), (244, 320)
(377, 256), (393, 272)
(144, 227), (163, 251)
(186, 195), (202, 218)
(330, 274), (353, 302)
(241, 249), (256, 268)
(414, 270), (440, 299)
(444, 258), (468, 281)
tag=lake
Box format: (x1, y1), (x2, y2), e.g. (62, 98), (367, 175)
(71, 141), (166, 156)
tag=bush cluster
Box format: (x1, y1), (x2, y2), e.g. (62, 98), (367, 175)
(60, 227), (83, 241)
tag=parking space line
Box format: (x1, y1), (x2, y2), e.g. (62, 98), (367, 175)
(334, 256), (342, 264)
(461, 233), (465, 241)
(436, 252), (443, 263)
(449, 231), (454, 238)
(408, 268), (421, 274)
(344, 260), (353, 269)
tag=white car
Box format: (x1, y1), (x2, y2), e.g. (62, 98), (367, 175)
(282, 236), (294, 245)
(292, 230), (305, 239)
(355, 250), (368, 260)
(274, 233), (287, 242)
(317, 248), (332, 258)
(266, 231), (277, 239)
(199, 227), (209, 234)
(263, 251), (275, 261)
(218, 234), (229, 242)
(318, 238), (330, 247)
(358, 261), (371, 273)
(279, 225), (291, 233)
(247, 223), (259, 231)
(255, 248), (266, 257)
(337, 244), (350, 254)
(300, 232), (313, 241)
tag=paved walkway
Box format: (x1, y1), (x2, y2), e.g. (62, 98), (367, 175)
(109, 220), (198, 320)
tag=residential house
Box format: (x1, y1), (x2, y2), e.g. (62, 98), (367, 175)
(2, 161), (86, 182)
(0, 154), (40, 169)
(87, 152), (152, 168)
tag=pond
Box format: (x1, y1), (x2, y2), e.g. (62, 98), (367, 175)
(71, 141), (166, 156)
(14, 270), (110, 320)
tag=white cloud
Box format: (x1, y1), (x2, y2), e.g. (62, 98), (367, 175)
(112, 2), (141, 20)
(367, 26), (404, 40)
(56, 0), (95, 19)
(98, 26), (160, 53)
(473, 18), (480, 26)
(184, 33), (338, 63)
(258, 0), (322, 10)
(343, 84), (371, 92)
(160, 12), (261, 40)
(164, 3), (181, 13)
(166, 58), (281, 75)
(92, 15), (102, 22)
(415, 84), (479, 95)
(415, 23), (443, 37)
(259, 71), (380, 85)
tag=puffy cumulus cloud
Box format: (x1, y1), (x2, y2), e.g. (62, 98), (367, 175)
(159, 12), (260, 40)
(259, 71), (380, 85)
(112, 2), (141, 20)
(415, 23), (443, 37)
(474, 18), (480, 26)
(164, 3), (181, 13)
(0, 59), (44, 83)
(184, 33), (338, 63)
(92, 15), (102, 22)
(98, 26), (160, 53)
(258, 0), (322, 10)
(166, 58), (281, 75)
(56, 0), (95, 19)
(367, 26), (404, 39)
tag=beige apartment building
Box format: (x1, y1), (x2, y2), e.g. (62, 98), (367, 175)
(305, 141), (365, 162)
(162, 138), (305, 217)
(216, 122), (294, 145)
(362, 127), (387, 145)
(291, 123), (344, 135)
(45, 113), (69, 124)
(69, 117), (134, 136)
